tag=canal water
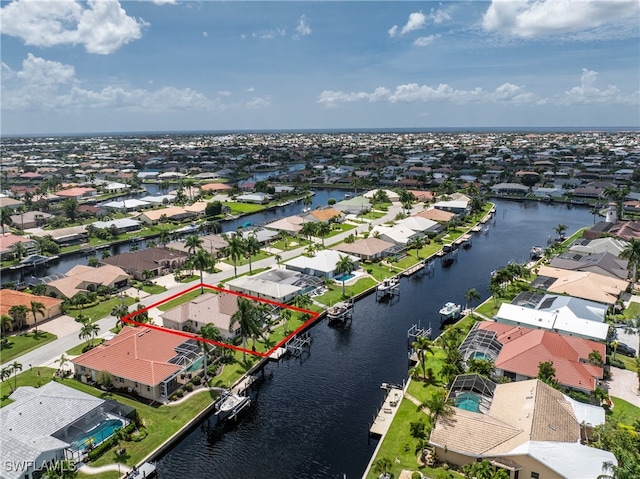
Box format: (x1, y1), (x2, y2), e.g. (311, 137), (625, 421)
(154, 200), (592, 479)
(3, 188), (350, 284)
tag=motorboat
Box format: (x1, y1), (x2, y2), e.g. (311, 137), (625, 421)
(439, 302), (461, 321)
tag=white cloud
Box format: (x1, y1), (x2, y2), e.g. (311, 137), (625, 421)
(0, 0), (146, 54)
(293, 14), (311, 39)
(203, 31), (208, 38)
(318, 82), (538, 107)
(151, 0), (177, 4)
(252, 27), (286, 40)
(246, 96), (271, 109)
(388, 25), (398, 38)
(400, 12), (427, 35)
(482, 0), (639, 39)
(247, 87), (255, 92)
(414, 35), (439, 47)
(551, 68), (640, 105)
(217, 91), (232, 97)
(1, 53), (220, 112)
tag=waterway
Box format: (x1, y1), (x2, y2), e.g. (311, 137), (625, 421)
(155, 200), (592, 479)
(2, 188), (350, 284)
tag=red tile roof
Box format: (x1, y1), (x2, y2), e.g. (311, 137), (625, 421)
(71, 326), (192, 386)
(0, 290), (62, 317)
(477, 321), (604, 391)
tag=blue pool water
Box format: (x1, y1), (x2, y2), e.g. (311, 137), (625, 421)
(470, 351), (490, 361)
(334, 273), (355, 282)
(71, 419), (123, 451)
(455, 392), (481, 412)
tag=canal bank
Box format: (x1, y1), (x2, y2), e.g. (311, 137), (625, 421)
(153, 200), (593, 479)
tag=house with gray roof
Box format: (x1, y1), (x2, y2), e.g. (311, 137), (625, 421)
(0, 381), (132, 479)
(284, 249), (360, 278)
(550, 251), (629, 280)
(226, 268), (322, 303)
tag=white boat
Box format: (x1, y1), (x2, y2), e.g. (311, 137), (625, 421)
(344, 193), (352, 199)
(327, 301), (352, 322)
(216, 391), (251, 416)
(439, 302), (461, 321)
(377, 277), (399, 293)
(302, 207), (311, 213)
(530, 246), (543, 259)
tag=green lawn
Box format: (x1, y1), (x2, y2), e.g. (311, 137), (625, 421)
(222, 201), (265, 214)
(0, 331), (57, 364)
(220, 250), (271, 268)
(315, 277), (377, 306)
(66, 338), (105, 356)
(1, 366), (55, 407)
(610, 397), (640, 427)
(156, 289), (204, 312)
(140, 284), (167, 295)
(66, 296), (137, 321)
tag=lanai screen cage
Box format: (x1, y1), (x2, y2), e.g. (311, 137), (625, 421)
(447, 373), (496, 414)
(458, 323), (503, 364)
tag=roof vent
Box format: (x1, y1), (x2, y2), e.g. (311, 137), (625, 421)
(548, 424), (556, 431)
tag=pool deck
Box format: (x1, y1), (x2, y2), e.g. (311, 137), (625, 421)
(369, 386), (403, 437)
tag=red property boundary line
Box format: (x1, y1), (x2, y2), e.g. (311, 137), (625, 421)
(120, 283), (320, 358)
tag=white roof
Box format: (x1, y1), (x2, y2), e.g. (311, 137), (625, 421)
(395, 215), (439, 233)
(369, 225), (416, 244)
(92, 218), (141, 229)
(496, 303), (558, 330)
(508, 441), (616, 479)
(139, 194), (176, 204)
(226, 275), (302, 301)
(102, 199), (150, 209)
(564, 396), (606, 427)
(363, 189), (400, 201)
(433, 199), (469, 209)
(284, 249), (359, 274)
(536, 295), (607, 323)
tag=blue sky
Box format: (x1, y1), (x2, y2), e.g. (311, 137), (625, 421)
(1, 0), (639, 135)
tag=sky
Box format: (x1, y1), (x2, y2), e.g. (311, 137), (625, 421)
(1, 0), (639, 135)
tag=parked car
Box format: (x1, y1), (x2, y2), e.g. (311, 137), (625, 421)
(615, 343), (637, 358)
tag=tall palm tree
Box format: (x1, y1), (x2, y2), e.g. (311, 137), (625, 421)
(279, 308), (292, 335)
(185, 234), (203, 255)
(274, 254), (282, 267)
(410, 236), (425, 258)
(244, 233), (261, 275)
(620, 238), (640, 288)
(420, 389), (454, 428)
(191, 248), (214, 294)
(8, 304), (28, 331)
(554, 223), (567, 240)
(316, 222), (331, 247)
(300, 221), (318, 243)
(79, 323), (94, 347)
(335, 254), (355, 297)
(229, 297), (262, 362)
(1, 314), (12, 344)
(200, 323), (222, 382)
(0, 207), (14, 232)
(10, 361), (22, 391)
(224, 233), (245, 278)
(10, 241), (27, 261)
(465, 288), (481, 313)
(1, 367), (14, 393)
(29, 300), (46, 335)
(412, 336), (435, 379)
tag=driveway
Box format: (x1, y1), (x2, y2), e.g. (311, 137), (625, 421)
(608, 366), (640, 407)
(38, 315), (80, 337)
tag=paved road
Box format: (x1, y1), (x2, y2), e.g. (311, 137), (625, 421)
(1, 202), (406, 371)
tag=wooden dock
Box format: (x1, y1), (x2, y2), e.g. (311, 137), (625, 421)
(369, 385), (404, 437)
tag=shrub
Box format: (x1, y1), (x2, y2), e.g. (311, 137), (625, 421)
(175, 388), (184, 398)
(184, 382), (193, 392)
(192, 375), (202, 385)
(170, 394), (177, 401)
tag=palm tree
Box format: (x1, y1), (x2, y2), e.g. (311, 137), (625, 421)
(465, 288), (481, 313)
(554, 223), (567, 240)
(302, 194), (312, 209)
(279, 308), (292, 335)
(10, 241), (27, 261)
(8, 304), (28, 331)
(274, 254), (282, 267)
(412, 336), (435, 379)
(316, 222), (331, 247)
(372, 457), (393, 478)
(1, 314), (12, 344)
(0, 207), (14, 232)
(191, 248), (214, 294)
(620, 238), (640, 288)
(623, 316), (640, 360)
(224, 233), (245, 278)
(244, 233), (261, 275)
(29, 300), (46, 335)
(1, 367), (14, 393)
(55, 354), (70, 375)
(335, 254), (355, 297)
(229, 297), (262, 362)
(79, 323), (93, 347)
(410, 235), (425, 259)
(300, 221), (318, 243)
(185, 234), (203, 255)
(420, 389), (454, 428)
(200, 323), (222, 382)
(10, 361), (22, 391)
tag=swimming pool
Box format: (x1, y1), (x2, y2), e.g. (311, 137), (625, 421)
(469, 351), (490, 361)
(334, 273), (355, 282)
(455, 392), (481, 413)
(71, 418), (124, 451)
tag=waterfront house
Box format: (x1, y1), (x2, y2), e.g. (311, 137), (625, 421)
(236, 192), (272, 204)
(139, 194), (176, 206)
(306, 207), (343, 224)
(490, 182), (530, 195)
(0, 290), (63, 329)
(100, 247), (189, 280)
(201, 182), (233, 193)
(363, 189), (400, 202)
(29, 226), (88, 246)
(0, 381), (134, 479)
(549, 251), (629, 280)
(432, 198), (469, 214)
(0, 233), (40, 259)
(284, 249), (360, 279)
(265, 215), (306, 234)
(91, 218), (142, 235)
(567, 237), (628, 257)
(161, 292), (240, 338)
(368, 224), (417, 245)
(102, 199), (151, 213)
(416, 208), (456, 224)
(9, 211), (53, 230)
(533, 266), (628, 306)
(429, 378), (614, 479)
(55, 187), (97, 200)
(44, 264), (129, 299)
(225, 268), (322, 303)
(333, 237), (395, 261)
(395, 215), (441, 236)
(461, 321), (605, 392)
(72, 326), (201, 402)
(167, 233), (229, 258)
(134, 206), (196, 225)
(332, 196), (372, 215)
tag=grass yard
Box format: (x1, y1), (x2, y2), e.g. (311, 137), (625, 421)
(361, 261), (404, 282)
(66, 296), (137, 321)
(222, 202), (265, 214)
(315, 277), (377, 306)
(610, 397), (640, 427)
(220, 250), (271, 268)
(0, 331), (57, 364)
(0, 366), (55, 407)
(156, 289), (204, 312)
(66, 338), (105, 356)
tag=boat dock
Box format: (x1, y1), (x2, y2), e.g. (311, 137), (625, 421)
(326, 300), (353, 324)
(401, 259), (432, 277)
(215, 390), (251, 420)
(407, 323), (432, 346)
(369, 383), (404, 437)
(126, 462), (156, 479)
(285, 333), (312, 357)
(232, 374), (257, 395)
(376, 276), (400, 301)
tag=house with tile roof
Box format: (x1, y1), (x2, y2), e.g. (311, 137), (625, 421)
(0, 290), (63, 329)
(134, 206), (195, 225)
(44, 264), (129, 299)
(333, 237), (395, 261)
(265, 215), (306, 234)
(0, 233), (40, 259)
(416, 208), (456, 223)
(567, 237), (628, 257)
(429, 378), (614, 479)
(100, 247), (189, 280)
(72, 326), (201, 402)
(307, 207), (343, 223)
(395, 215), (441, 236)
(284, 249), (360, 278)
(226, 268), (322, 303)
(368, 224), (417, 245)
(9, 211), (53, 230)
(55, 187), (97, 200)
(161, 292), (240, 338)
(462, 321), (605, 392)
(0, 381), (133, 479)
